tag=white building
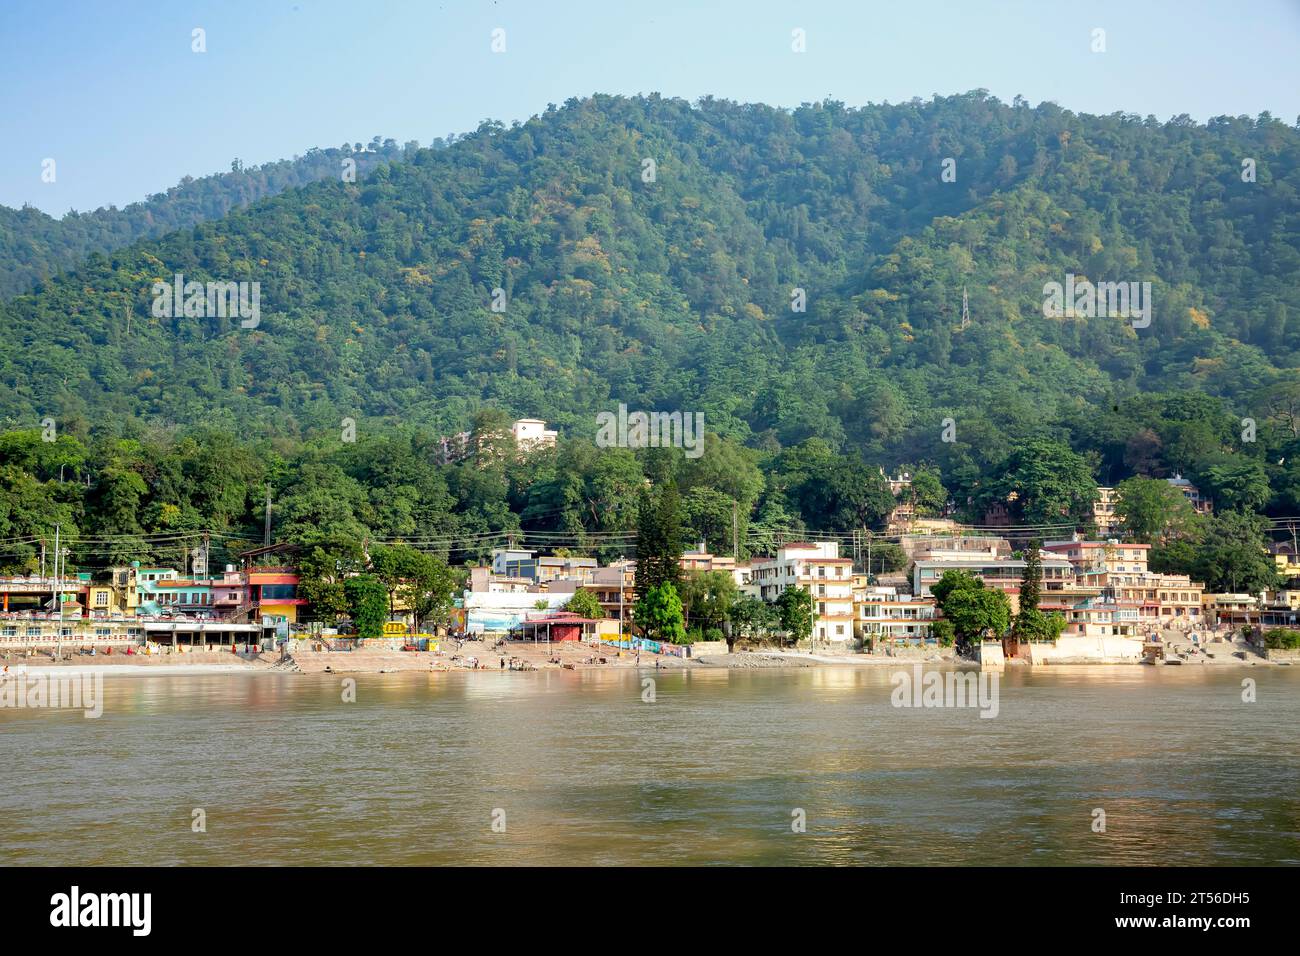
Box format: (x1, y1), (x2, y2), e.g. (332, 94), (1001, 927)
(854, 586), (936, 645)
(511, 419), (558, 450)
(749, 542), (855, 645)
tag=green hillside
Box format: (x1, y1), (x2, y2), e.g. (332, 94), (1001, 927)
(2, 92), (1300, 576)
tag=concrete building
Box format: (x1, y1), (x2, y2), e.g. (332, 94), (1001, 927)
(1043, 539), (1150, 575)
(912, 545), (1073, 611)
(749, 542), (855, 645)
(1092, 486), (1120, 537)
(489, 548), (596, 584)
(511, 419), (558, 450)
(1167, 474), (1213, 516)
(1062, 597), (1141, 639)
(853, 585), (936, 645)
(679, 545), (736, 575)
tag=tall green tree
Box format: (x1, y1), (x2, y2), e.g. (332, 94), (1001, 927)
(776, 585), (814, 646)
(1114, 476), (1201, 544)
(634, 482), (684, 598)
(344, 573), (390, 640)
(634, 582), (686, 645)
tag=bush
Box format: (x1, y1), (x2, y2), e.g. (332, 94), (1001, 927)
(704, 627), (724, 643)
(1263, 628), (1300, 650)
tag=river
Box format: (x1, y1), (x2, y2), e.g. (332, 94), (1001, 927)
(1, 665), (1296, 865)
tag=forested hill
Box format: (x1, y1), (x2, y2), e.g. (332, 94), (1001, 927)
(2, 92), (1299, 480)
(0, 138), (416, 298)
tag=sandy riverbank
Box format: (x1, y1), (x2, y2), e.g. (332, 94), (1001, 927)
(4, 641), (1282, 677)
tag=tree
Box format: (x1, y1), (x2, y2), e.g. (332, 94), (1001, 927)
(931, 569), (1011, 650)
(776, 585), (814, 646)
(296, 538), (366, 624)
(792, 455), (895, 532)
(1195, 456), (1271, 513)
(986, 439), (1098, 527)
(1114, 476), (1201, 544)
(679, 569), (737, 633)
(729, 596), (779, 649)
(344, 574), (389, 640)
(634, 582), (686, 644)
(1012, 541), (1066, 643)
(563, 588), (604, 620)
(1192, 511), (1279, 593)
(370, 544), (457, 633)
(634, 483), (684, 597)
(908, 465), (948, 517)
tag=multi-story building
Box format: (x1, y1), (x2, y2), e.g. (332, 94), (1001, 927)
(246, 567), (304, 630)
(912, 542), (1073, 612)
(679, 546), (736, 575)
(1092, 486), (1120, 537)
(1095, 570), (1205, 632)
(853, 585), (936, 645)
(510, 419), (558, 450)
(749, 542), (855, 645)
(1043, 538), (1150, 575)
(883, 471), (915, 533)
(732, 560), (759, 598)
(1167, 475), (1213, 516)
(1062, 597), (1141, 639)
(1201, 593), (1260, 628)
(489, 548), (596, 584)
(587, 561), (636, 625)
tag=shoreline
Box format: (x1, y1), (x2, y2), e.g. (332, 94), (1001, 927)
(4, 648), (1285, 678)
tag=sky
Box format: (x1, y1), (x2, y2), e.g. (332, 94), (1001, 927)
(2, 0), (1299, 216)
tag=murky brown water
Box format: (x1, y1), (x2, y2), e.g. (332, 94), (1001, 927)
(1, 666), (1297, 865)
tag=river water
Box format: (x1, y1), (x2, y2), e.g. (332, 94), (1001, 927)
(1, 666), (1296, 865)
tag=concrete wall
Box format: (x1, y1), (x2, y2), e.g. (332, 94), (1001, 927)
(875, 643), (943, 660)
(1027, 635), (1144, 663)
(687, 641), (728, 657)
(978, 642), (1005, 670)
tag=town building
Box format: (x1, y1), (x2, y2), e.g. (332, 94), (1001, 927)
(679, 545), (736, 575)
(749, 542), (855, 645)
(911, 539), (1073, 612)
(1062, 597), (1141, 639)
(510, 419), (558, 450)
(1043, 539), (1150, 574)
(853, 585), (936, 646)
(1092, 486), (1120, 537)
(1167, 474), (1213, 516)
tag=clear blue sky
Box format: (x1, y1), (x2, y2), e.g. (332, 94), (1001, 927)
(3, 0), (1298, 216)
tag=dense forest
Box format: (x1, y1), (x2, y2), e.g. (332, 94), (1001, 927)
(1, 92), (1299, 592)
(0, 138), (418, 298)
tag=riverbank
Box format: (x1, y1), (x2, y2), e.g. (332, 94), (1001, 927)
(5, 640), (1281, 676)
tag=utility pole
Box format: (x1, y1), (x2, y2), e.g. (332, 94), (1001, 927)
(732, 499), (739, 559)
(866, 531), (874, 582)
(53, 524), (61, 662)
(263, 485), (272, 546)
